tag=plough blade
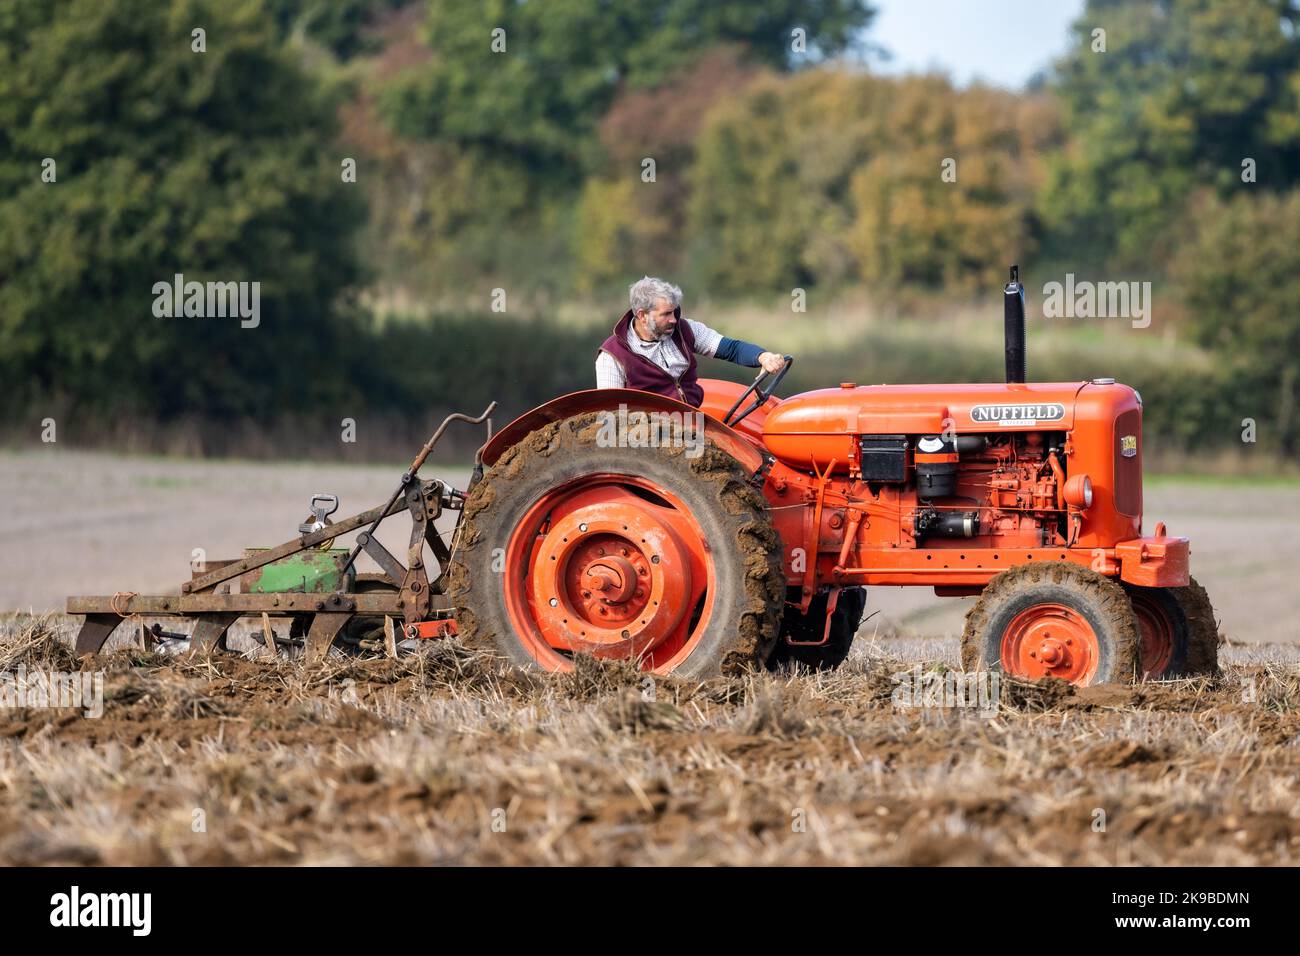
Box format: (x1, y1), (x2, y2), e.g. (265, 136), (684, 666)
(73, 614), (122, 656)
(186, 613), (241, 656)
(305, 613), (352, 662)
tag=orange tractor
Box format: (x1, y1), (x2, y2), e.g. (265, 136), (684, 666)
(69, 267), (1216, 687)
(448, 267), (1216, 685)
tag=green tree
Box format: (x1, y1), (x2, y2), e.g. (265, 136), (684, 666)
(367, 1), (874, 301)
(1042, 0), (1300, 268)
(689, 71), (1059, 295)
(1171, 189), (1300, 455)
(848, 80), (1060, 292)
(0, 0), (365, 421)
(265, 0), (408, 59)
(379, 0), (875, 179)
(573, 47), (761, 291)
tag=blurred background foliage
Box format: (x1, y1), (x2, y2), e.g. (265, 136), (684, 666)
(1, 0), (1297, 465)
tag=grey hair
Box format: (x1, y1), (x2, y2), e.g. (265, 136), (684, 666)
(629, 276), (682, 314)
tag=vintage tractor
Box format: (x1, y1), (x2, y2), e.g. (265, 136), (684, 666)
(69, 267), (1217, 687)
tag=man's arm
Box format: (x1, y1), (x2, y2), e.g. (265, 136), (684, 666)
(595, 350), (627, 389)
(686, 319), (785, 373)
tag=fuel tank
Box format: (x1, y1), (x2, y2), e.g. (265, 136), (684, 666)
(760, 381), (1091, 472)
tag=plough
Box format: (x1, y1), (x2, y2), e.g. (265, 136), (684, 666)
(67, 404), (497, 661)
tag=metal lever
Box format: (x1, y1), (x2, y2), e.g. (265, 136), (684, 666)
(338, 403), (498, 581)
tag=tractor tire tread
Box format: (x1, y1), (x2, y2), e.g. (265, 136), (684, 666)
(1172, 576), (1220, 677)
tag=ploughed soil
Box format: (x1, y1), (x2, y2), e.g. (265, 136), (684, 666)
(1, 616), (1297, 865)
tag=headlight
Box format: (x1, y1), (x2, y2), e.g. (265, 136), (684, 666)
(1063, 474), (1093, 509)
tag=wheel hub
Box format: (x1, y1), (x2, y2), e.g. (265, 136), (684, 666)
(1037, 635), (1064, 666)
(529, 501), (693, 658)
(1001, 603), (1099, 684)
(583, 551), (639, 605)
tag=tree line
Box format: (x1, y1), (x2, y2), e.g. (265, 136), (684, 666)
(2, 0), (1297, 459)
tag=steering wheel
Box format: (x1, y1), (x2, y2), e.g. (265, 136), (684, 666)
(722, 355), (794, 428)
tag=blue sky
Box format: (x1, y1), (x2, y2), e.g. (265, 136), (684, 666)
(867, 0), (1086, 89)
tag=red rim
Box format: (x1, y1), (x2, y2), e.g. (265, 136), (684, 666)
(502, 474), (715, 673)
(1129, 591), (1176, 679)
(1000, 603), (1101, 684)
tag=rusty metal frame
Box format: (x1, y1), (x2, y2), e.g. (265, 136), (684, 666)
(67, 404), (495, 659)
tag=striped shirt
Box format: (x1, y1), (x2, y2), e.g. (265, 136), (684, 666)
(595, 319), (724, 389)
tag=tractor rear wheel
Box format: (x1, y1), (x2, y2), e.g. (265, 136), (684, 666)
(961, 561), (1139, 686)
(767, 587), (867, 671)
(447, 412), (785, 678)
(1124, 577), (1219, 679)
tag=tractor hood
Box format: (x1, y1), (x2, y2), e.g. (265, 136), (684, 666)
(761, 381), (1094, 472)
(763, 382), (1089, 436)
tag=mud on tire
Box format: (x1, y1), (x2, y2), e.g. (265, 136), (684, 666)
(1173, 577), (1220, 677)
(446, 412), (785, 678)
(961, 561), (1140, 686)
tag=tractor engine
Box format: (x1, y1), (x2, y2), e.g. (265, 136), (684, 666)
(905, 429), (1069, 549)
(758, 376), (1144, 573)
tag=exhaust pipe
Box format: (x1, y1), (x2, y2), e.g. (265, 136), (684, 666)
(1003, 264), (1026, 384)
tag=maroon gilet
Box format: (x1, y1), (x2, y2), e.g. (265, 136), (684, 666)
(598, 309), (705, 407)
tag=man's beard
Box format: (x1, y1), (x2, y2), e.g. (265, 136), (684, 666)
(647, 316), (675, 340)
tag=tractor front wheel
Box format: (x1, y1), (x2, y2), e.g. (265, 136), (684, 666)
(447, 412), (785, 678)
(961, 561), (1139, 686)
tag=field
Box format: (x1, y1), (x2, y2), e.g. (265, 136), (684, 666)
(1, 450), (1298, 865)
(2, 616), (1298, 865)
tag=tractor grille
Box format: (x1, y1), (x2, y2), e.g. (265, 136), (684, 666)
(1114, 409), (1141, 517)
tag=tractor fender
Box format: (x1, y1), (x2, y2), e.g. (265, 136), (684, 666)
(479, 388), (765, 474)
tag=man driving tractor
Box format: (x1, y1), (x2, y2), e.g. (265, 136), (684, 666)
(595, 276), (786, 406)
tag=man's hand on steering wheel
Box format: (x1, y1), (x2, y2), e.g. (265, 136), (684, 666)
(758, 351), (787, 375)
